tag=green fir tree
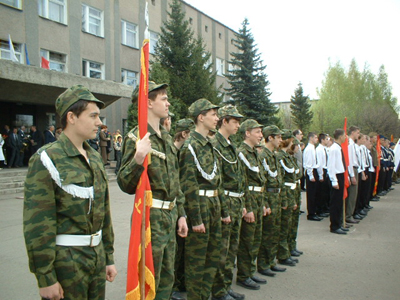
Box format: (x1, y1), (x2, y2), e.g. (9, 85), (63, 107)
(290, 82), (313, 134)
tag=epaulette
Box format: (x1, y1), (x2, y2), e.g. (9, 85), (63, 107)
(127, 131), (166, 160)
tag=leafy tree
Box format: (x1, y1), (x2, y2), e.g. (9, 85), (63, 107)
(153, 0), (221, 117)
(225, 18), (278, 125)
(290, 82), (313, 134)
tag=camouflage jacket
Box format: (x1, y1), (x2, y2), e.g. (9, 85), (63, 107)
(212, 131), (246, 193)
(276, 150), (297, 207)
(260, 146), (283, 189)
(23, 133), (114, 288)
(237, 142), (266, 212)
(117, 124), (186, 218)
(179, 131), (228, 226)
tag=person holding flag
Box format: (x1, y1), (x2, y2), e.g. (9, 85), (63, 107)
(118, 81), (188, 299)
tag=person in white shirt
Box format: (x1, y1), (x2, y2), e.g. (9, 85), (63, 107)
(327, 129), (348, 234)
(303, 132), (320, 221)
(355, 134), (369, 218)
(364, 135), (375, 210)
(316, 133), (330, 218)
(345, 126), (361, 224)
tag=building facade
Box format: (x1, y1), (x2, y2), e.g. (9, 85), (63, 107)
(0, 0), (237, 135)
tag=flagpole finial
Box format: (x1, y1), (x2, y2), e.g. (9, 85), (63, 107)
(144, 2), (149, 40)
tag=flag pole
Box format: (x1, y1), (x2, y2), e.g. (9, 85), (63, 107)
(140, 192), (146, 300)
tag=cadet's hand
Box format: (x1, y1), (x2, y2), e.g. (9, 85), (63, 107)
(177, 216), (188, 238)
(39, 282), (64, 300)
(242, 208), (247, 217)
(310, 178), (316, 182)
(106, 265), (117, 282)
(293, 204), (298, 211)
(282, 206), (288, 210)
(222, 216), (231, 224)
(244, 212), (255, 223)
(332, 184), (339, 190)
(193, 223), (206, 233)
(351, 177), (357, 185)
(319, 178), (324, 182)
(134, 132), (152, 165)
(361, 172), (366, 181)
(265, 207), (271, 215)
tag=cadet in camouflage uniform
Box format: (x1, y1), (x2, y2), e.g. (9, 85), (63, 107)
(179, 99), (230, 300)
(171, 118), (195, 300)
(257, 125), (284, 277)
(275, 130), (299, 266)
(211, 105), (246, 300)
(236, 119), (267, 290)
(118, 82), (188, 300)
(23, 85), (117, 300)
(288, 137), (304, 257)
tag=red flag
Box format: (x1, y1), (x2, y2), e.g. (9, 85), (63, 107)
(341, 118), (350, 199)
(373, 137), (381, 196)
(391, 135), (394, 142)
(41, 56), (49, 69)
(125, 38), (155, 300)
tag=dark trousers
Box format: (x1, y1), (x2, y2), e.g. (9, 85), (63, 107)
(387, 168), (394, 189)
(305, 169), (318, 216)
(369, 171), (377, 198)
(378, 168), (386, 193)
(357, 170), (371, 212)
(316, 169), (330, 214)
(329, 173), (344, 231)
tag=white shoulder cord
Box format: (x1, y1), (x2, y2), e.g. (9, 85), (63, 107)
(280, 159), (295, 173)
(262, 158), (277, 177)
(40, 150), (94, 214)
(213, 147), (238, 164)
(188, 144), (217, 180)
(239, 152), (259, 173)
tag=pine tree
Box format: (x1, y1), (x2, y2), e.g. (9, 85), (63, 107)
(225, 18), (278, 125)
(153, 0), (221, 117)
(290, 82), (313, 133)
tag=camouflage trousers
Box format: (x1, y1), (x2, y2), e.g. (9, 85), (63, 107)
(185, 196), (221, 300)
(49, 243), (106, 300)
(237, 191), (263, 281)
(289, 188), (301, 252)
(277, 187), (294, 260)
(173, 234), (185, 292)
(212, 195), (244, 297)
(150, 206), (178, 300)
(257, 191), (281, 270)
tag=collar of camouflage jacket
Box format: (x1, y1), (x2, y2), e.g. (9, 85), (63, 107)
(192, 131), (210, 147)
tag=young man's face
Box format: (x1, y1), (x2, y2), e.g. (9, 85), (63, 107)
(296, 131), (303, 141)
(321, 137), (329, 146)
(149, 92), (170, 119)
(202, 108), (219, 131)
(358, 135), (366, 145)
(223, 118), (241, 136)
(71, 102), (102, 140)
(163, 117), (172, 132)
(246, 127), (263, 147)
(351, 129), (360, 140)
(269, 135), (282, 149)
(339, 134), (346, 144)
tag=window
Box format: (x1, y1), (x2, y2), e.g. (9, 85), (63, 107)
(205, 25), (208, 32)
(40, 49), (66, 72)
(216, 58), (225, 76)
(39, 0), (67, 24)
(0, 0), (21, 9)
(203, 52), (212, 72)
(121, 69), (138, 88)
(82, 60), (104, 79)
(82, 4), (104, 37)
(151, 0), (155, 5)
(121, 20), (138, 48)
(219, 33), (222, 39)
(189, 17), (193, 25)
(0, 39), (22, 62)
(149, 31), (158, 54)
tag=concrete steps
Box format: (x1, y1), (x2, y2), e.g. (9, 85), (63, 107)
(0, 162), (118, 195)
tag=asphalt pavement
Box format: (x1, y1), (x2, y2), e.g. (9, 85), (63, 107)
(1, 180), (399, 300)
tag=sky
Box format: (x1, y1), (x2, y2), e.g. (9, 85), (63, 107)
(184, 0), (400, 103)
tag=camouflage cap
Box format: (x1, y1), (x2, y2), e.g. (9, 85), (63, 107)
(131, 81), (168, 102)
(188, 98), (220, 118)
(218, 104), (244, 118)
(55, 85), (105, 117)
(239, 119), (263, 134)
(175, 118), (195, 133)
(293, 137), (300, 145)
(281, 129), (293, 140)
(262, 125), (283, 138)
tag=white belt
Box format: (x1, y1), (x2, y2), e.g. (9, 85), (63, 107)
(198, 190), (218, 197)
(56, 230), (102, 247)
(224, 190), (244, 198)
(248, 186), (264, 192)
(152, 198), (176, 210)
(284, 182), (297, 190)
